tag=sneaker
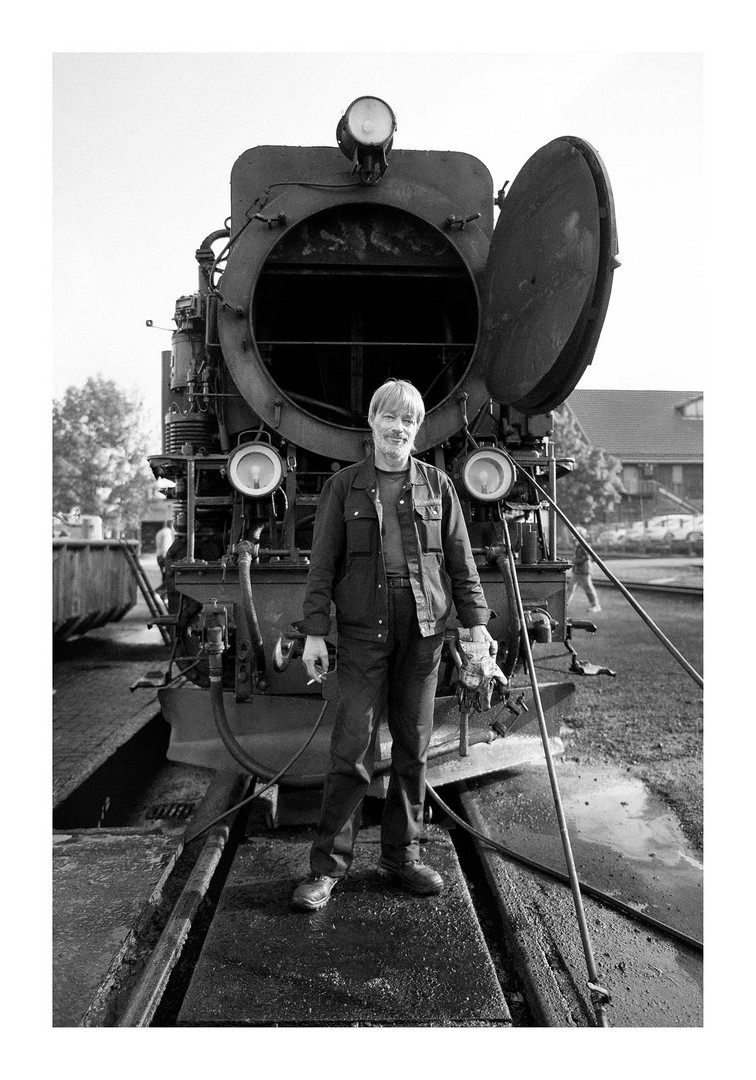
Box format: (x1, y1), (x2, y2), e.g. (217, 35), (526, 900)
(378, 857), (443, 896)
(291, 874), (339, 911)
(589, 605), (602, 613)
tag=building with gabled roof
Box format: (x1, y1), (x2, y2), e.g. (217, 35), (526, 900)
(564, 389), (703, 519)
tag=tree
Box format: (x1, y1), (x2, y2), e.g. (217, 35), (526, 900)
(551, 404), (624, 534)
(53, 375), (156, 534)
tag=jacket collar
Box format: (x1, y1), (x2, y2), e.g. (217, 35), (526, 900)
(352, 451), (426, 489)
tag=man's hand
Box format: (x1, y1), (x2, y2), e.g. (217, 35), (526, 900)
(302, 635), (329, 682)
(469, 623), (497, 656)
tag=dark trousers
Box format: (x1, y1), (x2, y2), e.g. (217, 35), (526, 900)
(567, 571), (599, 607)
(310, 586), (444, 878)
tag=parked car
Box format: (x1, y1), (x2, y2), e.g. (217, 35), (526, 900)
(686, 514), (704, 542)
(622, 514), (703, 549)
(650, 514), (703, 543)
(677, 514), (703, 544)
(645, 514), (695, 542)
(623, 520), (648, 545)
(593, 525), (627, 547)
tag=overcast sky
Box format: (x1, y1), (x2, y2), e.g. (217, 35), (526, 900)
(53, 51), (704, 426)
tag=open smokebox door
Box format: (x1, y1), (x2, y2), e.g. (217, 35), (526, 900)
(478, 136), (619, 413)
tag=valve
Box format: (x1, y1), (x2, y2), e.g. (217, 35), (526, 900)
(204, 623), (225, 679)
(200, 599), (229, 650)
(273, 630), (304, 672)
(523, 607), (556, 644)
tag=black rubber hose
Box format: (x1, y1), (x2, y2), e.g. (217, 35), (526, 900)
(209, 671), (497, 785)
(236, 544), (268, 683)
(185, 698), (332, 843)
(493, 552), (522, 679)
(209, 677), (327, 788)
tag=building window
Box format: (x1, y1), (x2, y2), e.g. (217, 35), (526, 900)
(622, 465), (640, 494)
(672, 464), (684, 486)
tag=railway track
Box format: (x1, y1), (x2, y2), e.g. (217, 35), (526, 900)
(596, 579), (702, 598)
(78, 766), (526, 1027)
(53, 576), (703, 1027)
(55, 738), (702, 1027)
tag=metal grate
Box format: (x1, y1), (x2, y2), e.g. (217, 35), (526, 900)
(146, 801), (196, 820)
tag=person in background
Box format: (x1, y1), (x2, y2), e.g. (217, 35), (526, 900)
(155, 522), (175, 595)
(292, 378), (495, 911)
(566, 526), (601, 613)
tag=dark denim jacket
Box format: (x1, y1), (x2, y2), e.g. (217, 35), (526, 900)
(302, 453), (490, 641)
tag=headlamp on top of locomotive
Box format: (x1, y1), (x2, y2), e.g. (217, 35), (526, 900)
(336, 95), (397, 184)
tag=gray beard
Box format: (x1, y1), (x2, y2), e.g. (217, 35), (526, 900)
(374, 434), (412, 467)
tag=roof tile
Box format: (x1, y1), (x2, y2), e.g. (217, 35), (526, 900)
(566, 389), (703, 463)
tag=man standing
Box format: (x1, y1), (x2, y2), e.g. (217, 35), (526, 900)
(292, 379), (494, 911)
(566, 527), (601, 613)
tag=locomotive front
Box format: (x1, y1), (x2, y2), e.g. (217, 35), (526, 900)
(150, 96), (618, 786)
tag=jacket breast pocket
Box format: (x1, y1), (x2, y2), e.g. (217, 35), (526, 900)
(414, 502), (443, 552)
(344, 507), (378, 555)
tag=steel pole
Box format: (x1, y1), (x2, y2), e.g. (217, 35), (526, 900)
(502, 518), (610, 1027)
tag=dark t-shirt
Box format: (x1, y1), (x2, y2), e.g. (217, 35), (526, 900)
(573, 542), (591, 573)
(376, 467), (410, 577)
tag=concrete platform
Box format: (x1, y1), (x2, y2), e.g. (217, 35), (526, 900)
(53, 827), (181, 1026)
(177, 825), (511, 1027)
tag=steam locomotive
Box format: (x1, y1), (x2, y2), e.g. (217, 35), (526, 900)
(150, 96), (618, 790)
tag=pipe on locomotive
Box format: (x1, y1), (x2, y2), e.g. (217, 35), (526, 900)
(236, 540), (268, 686)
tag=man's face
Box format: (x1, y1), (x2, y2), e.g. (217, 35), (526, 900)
(371, 407), (420, 467)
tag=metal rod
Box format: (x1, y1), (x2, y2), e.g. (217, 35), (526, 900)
(515, 464), (704, 690)
(254, 340), (476, 347)
(547, 442), (558, 560)
(501, 518), (610, 1027)
(186, 458), (196, 563)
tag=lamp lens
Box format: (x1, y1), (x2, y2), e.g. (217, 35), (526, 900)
(346, 97), (395, 146)
(238, 454), (274, 490)
(228, 444), (284, 498)
(462, 449), (516, 501)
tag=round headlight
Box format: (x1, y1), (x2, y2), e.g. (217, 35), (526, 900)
(344, 96), (396, 147)
(458, 448), (516, 502)
(227, 443), (284, 499)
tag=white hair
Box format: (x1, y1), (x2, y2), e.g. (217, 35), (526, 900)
(367, 379), (425, 427)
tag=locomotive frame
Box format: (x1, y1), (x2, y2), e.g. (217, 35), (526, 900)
(148, 95), (618, 790)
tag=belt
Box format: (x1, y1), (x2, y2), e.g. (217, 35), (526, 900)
(387, 576), (412, 588)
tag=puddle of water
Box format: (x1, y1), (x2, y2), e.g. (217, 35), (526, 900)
(475, 760), (703, 941)
(559, 776), (703, 871)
